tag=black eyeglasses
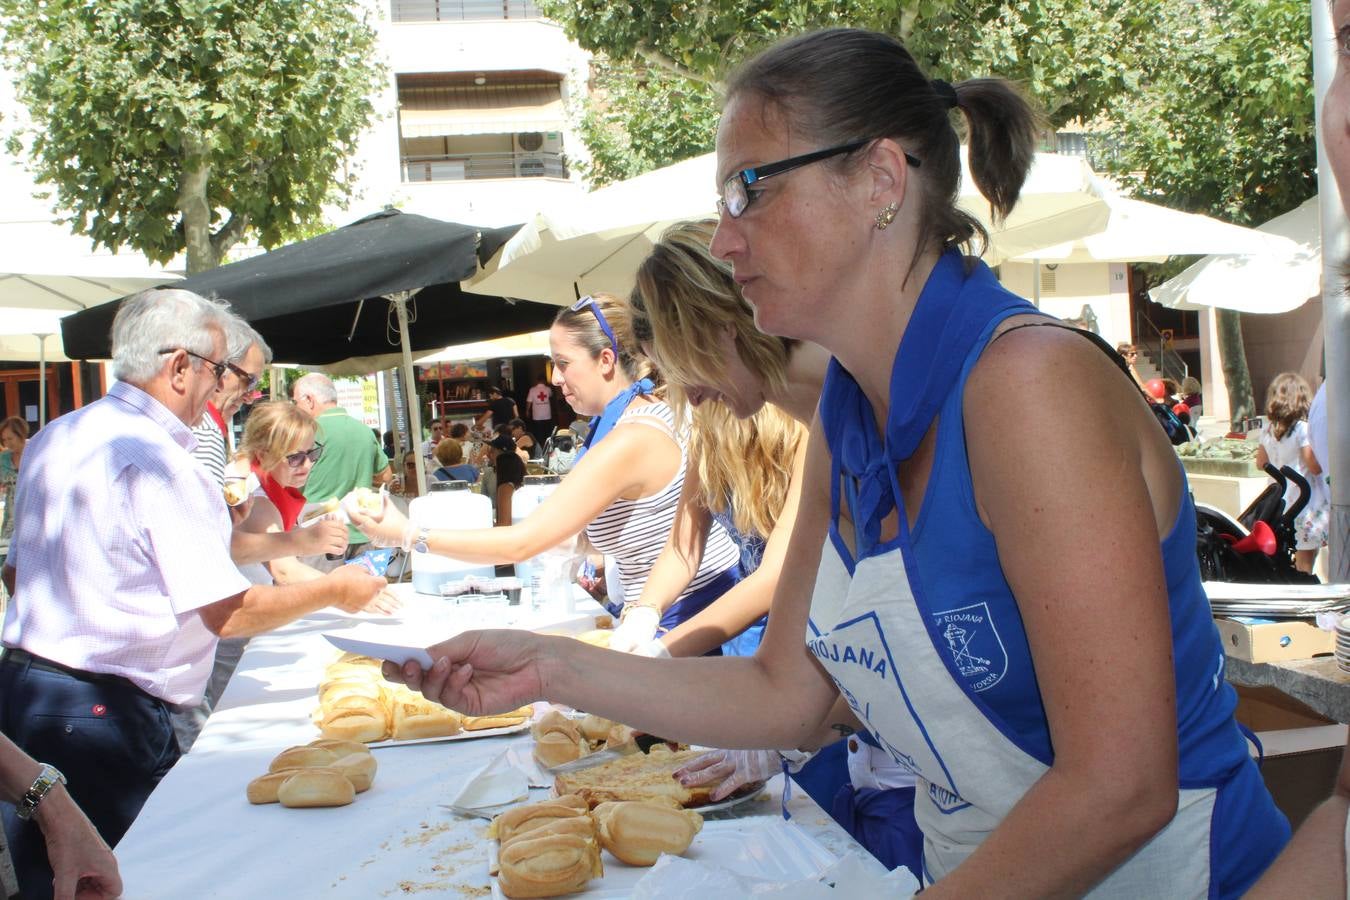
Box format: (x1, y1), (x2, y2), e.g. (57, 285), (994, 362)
(226, 361), (262, 392)
(159, 347), (227, 384)
(284, 443), (324, 468)
(717, 139), (921, 219)
(569, 295), (618, 355)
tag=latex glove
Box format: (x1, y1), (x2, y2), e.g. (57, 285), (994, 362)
(673, 749), (781, 802)
(349, 500), (411, 549)
(610, 605), (660, 653)
(634, 638), (671, 659)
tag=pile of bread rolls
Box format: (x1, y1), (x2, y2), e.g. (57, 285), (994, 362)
(531, 710), (637, 769)
(314, 654), (532, 743)
(246, 739), (377, 808)
(489, 793), (702, 897)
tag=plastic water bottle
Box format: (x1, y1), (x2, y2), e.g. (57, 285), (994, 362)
(407, 480), (494, 596)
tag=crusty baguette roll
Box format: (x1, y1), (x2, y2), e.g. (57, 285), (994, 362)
(591, 800), (703, 866)
(392, 702), (461, 741)
(308, 738), (370, 757)
(489, 795), (589, 841)
(491, 816), (597, 876)
(577, 714), (613, 743)
(320, 708), (389, 743)
(603, 724), (637, 753)
(497, 832), (602, 899)
(277, 768), (356, 808)
(533, 732), (584, 769)
(246, 770), (298, 804)
(332, 752), (378, 792)
(268, 746), (338, 772)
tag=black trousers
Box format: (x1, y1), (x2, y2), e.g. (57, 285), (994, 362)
(0, 654), (179, 900)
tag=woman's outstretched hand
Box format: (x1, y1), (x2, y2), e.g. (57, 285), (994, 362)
(382, 628), (549, 716)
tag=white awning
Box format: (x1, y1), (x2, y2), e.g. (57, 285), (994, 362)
(399, 83), (564, 138)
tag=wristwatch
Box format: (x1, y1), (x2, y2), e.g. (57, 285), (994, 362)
(412, 526), (430, 554)
(16, 764), (65, 820)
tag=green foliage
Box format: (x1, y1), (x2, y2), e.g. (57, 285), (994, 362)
(1100, 0), (1316, 227)
(574, 57), (721, 187)
(0, 0), (387, 272)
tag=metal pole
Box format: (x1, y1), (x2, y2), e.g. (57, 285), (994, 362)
(389, 291), (428, 497)
(1313, 0), (1350, 581)
(35, 334), (48, 426)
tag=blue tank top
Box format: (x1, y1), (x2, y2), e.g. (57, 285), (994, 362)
(912, 315), (1253, 783)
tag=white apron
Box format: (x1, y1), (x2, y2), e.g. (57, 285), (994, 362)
(807, 535), (1217, 894)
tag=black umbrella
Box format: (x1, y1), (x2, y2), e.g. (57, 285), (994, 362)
(61, 208), (562, 493)
(60, 209), (559, 365)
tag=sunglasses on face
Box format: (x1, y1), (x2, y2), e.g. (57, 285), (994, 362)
(159, 347), (227, 384)
(226, 361), (262, 392)
(716, 139), (922, 219)
(284, 443), (324, 468)
(569, 295), (619, 355)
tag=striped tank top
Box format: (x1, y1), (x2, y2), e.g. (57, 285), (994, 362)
(585, 399), (740, 603)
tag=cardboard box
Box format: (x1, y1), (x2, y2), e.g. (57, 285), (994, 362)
(1214, 616), (1334, 663)
(1234, 686), (1346, 829)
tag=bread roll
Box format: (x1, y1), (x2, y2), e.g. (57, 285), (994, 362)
(246, 770), (298, 804)
(603, 724), (637, 753)
(332, 752), (378, 792)
(320, 708), (389, 743)
(577, 714), (613, 743)
(497, 832), (602, 898)
(462, 708), (531, 731)
(268, 746), (337, 772)
(490, 816), (597, 876)
(392, 699), (461, 741)
(277, 767), (356, 808)
(490, 795), (589, 842)
(308, 738), (370, 758)
(573, 629), (612, 648)
(533, 731), (583, 769)
(222, 478), (249, 506)
(592, 800), (703, 866)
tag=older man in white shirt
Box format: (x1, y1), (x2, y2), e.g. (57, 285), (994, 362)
(0, 288), (385, 900)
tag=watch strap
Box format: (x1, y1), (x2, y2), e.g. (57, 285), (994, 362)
(16, 764), (65, 821)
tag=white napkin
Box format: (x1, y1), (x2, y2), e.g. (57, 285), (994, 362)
(448, 750), (530, 810)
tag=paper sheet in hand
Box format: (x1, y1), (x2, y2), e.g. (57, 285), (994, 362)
(323, 623), (461, 668)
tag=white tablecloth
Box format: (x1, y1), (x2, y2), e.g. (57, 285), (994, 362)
(112, 588), (879, 897)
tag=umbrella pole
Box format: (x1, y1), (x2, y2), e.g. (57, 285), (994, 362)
(36, 333), (48, 427)
(1031, 260), (1041, 309)
(389, 291), (427, 497)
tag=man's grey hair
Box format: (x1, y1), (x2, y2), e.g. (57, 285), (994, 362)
(292, 372), (338, 405)
(226, 318), (273, 366)
(111, 288), (241, 384)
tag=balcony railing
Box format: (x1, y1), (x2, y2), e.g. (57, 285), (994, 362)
(391, 0), (540, 22)
(401, 151), (567, 182)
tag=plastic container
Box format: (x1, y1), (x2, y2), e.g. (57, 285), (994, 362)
(511, 474), (562, 593)
(407, 480), (495, 595)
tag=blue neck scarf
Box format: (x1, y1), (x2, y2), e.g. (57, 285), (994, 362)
(818, 250), (1035, 558)
(575, 377), (656, 462)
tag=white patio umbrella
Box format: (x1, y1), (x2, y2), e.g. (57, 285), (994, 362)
(1149, 196), (1322, 313)
(1010, 193), (1301, 265)
(472, 149), (1112, 306)
(0, 219), (180, 423)
(415, 330), (551, 365)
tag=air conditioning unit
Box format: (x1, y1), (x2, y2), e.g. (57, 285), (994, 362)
(513, 131), (563, 177)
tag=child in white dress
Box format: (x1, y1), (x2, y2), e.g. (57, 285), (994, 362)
(1255, 372), (1327, 574)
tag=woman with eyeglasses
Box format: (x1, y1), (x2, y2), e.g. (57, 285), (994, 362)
(377, 29), (1287, 896)
(350, 295), (745, 646)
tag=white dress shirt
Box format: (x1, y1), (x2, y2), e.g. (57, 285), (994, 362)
(4, 381), (251, 705)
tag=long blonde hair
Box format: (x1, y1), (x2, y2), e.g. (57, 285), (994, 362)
(631, 220), (792, 404)
(689, 402), (804, 539)
(241, 401), (316, 471)
(631, 221), (804, 538)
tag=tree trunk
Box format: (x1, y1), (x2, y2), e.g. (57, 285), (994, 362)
(1215, 308), (1255, 429)
(178, 132), (219, 275)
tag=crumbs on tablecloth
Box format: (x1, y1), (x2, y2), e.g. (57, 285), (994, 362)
(391, 879), (456, 894)
(402, 821), (453, 847)
(453, 885), (490, 898)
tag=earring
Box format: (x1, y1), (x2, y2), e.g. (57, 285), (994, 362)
(874, 203), (899, 230)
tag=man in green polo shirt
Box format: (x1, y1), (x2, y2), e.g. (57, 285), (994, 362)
(292, 373), (391, 558)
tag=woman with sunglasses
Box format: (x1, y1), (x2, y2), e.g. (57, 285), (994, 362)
(379, 30), (1287, 896)
(351, 295), (745, 645)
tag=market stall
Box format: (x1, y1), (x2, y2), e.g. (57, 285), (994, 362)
(111, 589), (890, 898)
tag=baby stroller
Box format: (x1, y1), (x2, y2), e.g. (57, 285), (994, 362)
(1194, 463), (1320, 584)
(543, 426), (579, 475)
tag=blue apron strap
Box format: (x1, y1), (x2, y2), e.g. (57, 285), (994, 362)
(780, 756), (793, 820)
(1239, 722), (1265, 767)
